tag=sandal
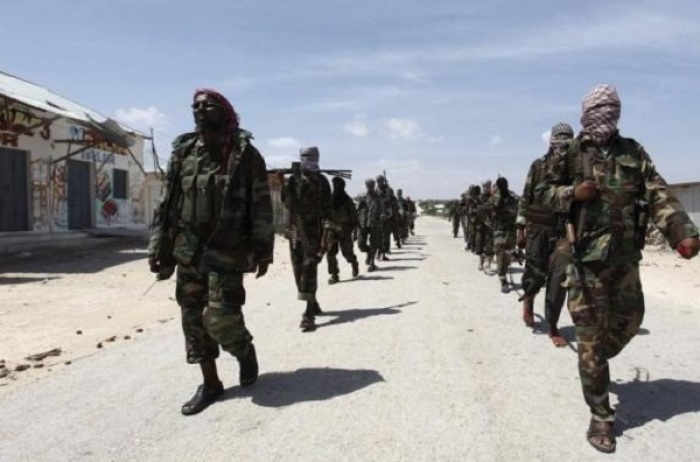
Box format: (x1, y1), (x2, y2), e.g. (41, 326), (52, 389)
(549, 331), (567, 348)
(586, 418), (616, 453)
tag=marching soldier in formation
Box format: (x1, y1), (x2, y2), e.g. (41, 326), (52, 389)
(466, 185), (481, 252)
(376, 174), (398, 259)
(148, 89), (273, 415)
(516, 122), (574, 346)
(475, 180), (495, 272)
(544, 84), (700, 453)
(491, 177), (519, 293)
(357, 178), (382, 272)
(279, 146), (332, 333)
(326, 176), (360, 284)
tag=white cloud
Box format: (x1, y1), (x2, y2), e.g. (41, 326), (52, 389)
(381, 118), (422, 139)
(344, 117), (370, 137)
(267, 137), (301, 150)
(490, 135), (504, 146)
(541, 130), (551, 145)
(115, 106), (168, 131)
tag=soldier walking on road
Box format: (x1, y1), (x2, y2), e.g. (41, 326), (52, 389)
(148, 89), (273, 415)
(545, 84), (700, 453)
(357, 178), (382, 272)
(327, 176), (360, 284)
(491, 177), (518, 293)
(279, 147), (333, 333)
(475, 180), (495, 272)
(466, 185), (481, 252)
(376, 174), (398, 259)
(447, 198), (461, 238)
(516, 122), (574, 346)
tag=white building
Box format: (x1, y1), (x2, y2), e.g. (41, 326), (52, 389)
(0, 71), (147, 233)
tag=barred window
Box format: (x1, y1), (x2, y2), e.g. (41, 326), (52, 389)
(113, 169), (128, 199)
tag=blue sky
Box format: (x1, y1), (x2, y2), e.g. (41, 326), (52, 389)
(2, 0), (700, 198)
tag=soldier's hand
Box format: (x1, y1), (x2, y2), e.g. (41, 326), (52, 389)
(516, 229), (526, 249)
(256, 262), (269, 279)
(574, 180), (598, 202)
(676, 237), (700, 259)
(148, 254), (160, 274)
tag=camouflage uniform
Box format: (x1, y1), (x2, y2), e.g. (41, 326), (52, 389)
(405, 196), (417, 235)
(548, 133), (699, 422)
(491, 180), (518, 291)
(327, 178), (359, 282)
(282, 155), (332, 326)
(357, 183), (382, 269)
(148, 130), (274, 364)
(447, 199), (461, 238)
(466, 186), (481, 252)
(396, 189), (410, 242)
(376, 178), (398, 257)
(517, 125), (572, 330)
(475, 183), (495, 270)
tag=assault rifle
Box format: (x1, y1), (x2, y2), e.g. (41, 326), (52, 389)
(268, 161), (352, 179)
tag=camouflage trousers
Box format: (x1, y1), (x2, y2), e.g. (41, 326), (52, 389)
(521, 225), (567, 327)
(460, 217), (470, 245)
(475, 224), (494, 256)
(358, 225), (381, 259)
(493, 229), (516, 281)
(565, 261), (645, 421)
(451, 217), (460, 237)
(380, 219), (392, 253)
(467, 219), (478, 251)
(176, 264), (253, 364)
(290, 240), (319, 302)
(327, 230), (358, 276)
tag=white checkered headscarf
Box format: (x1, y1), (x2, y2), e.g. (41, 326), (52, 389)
(580, 84), (621, 146)
(549, 122), (574, 150)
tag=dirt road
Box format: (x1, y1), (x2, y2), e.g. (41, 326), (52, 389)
(1, 218), (699, 461)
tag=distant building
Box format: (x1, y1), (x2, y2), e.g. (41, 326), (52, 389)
(0, 71), (147, 233)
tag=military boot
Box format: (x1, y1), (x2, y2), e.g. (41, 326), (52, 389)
(522, 296), (534, 327)
(328, 274), (339, 285)
(351, 261), (359, 277)
(478, 255), (484, 271)
(500, 279), (510, 294)
(300, 315), (316, 332)
(237, 344), (259, 387)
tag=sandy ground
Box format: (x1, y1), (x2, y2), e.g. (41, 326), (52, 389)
(1, 217), (699, 461)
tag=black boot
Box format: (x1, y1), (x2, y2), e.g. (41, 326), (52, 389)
(181, 381), (224, 416)
(237, 344), (259, 387)
(328, 274), (339, 284)
(500, 279), (510, 294)
(351, 261), (359, 277)
(300, 315), (316, 332)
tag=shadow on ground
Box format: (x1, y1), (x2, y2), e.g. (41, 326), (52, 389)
(0, 275), (62, 285)
(0, 239), (147, 275)
(222, 367), (385, 407)
(376, 265), (417, 272)
(612, 377), (700, 433)
(339, 275), (394, 283)
(316, 301), (417, 329)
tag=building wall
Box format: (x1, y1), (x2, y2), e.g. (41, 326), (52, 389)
(0, 102), (146, 233)
(670, 183), (700, 228)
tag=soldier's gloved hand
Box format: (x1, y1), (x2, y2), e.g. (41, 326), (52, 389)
(255, 262), (269, 279)
(676, 237), (700, 259)
(516, 229), (526, 249)
(574, 180), (598, 202)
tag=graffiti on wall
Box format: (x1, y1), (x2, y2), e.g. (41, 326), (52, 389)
(0, 103), (53, 148)
(51, 163), (68, 228)
(96, 171), (119, 225)
(68, 125), (129, 156)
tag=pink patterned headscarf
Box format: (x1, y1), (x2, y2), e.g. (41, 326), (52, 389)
(580, 84), (621, 146)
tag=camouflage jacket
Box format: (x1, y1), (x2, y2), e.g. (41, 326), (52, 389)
(491, 192), (519, 233)
(330, 193), (359, 234)
(475, 193), (493, 228)
(282, 171), (332, 253)
(516, 149), (566, 229)
(357, 191), (382, 228)
(466, 195), (481, 223)
(148, 130), (274, 272)
(377, 186), (398, 222)
(546, 133), (699, 263)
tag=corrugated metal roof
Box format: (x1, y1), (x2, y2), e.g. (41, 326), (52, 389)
(0, 70), (145, 139)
